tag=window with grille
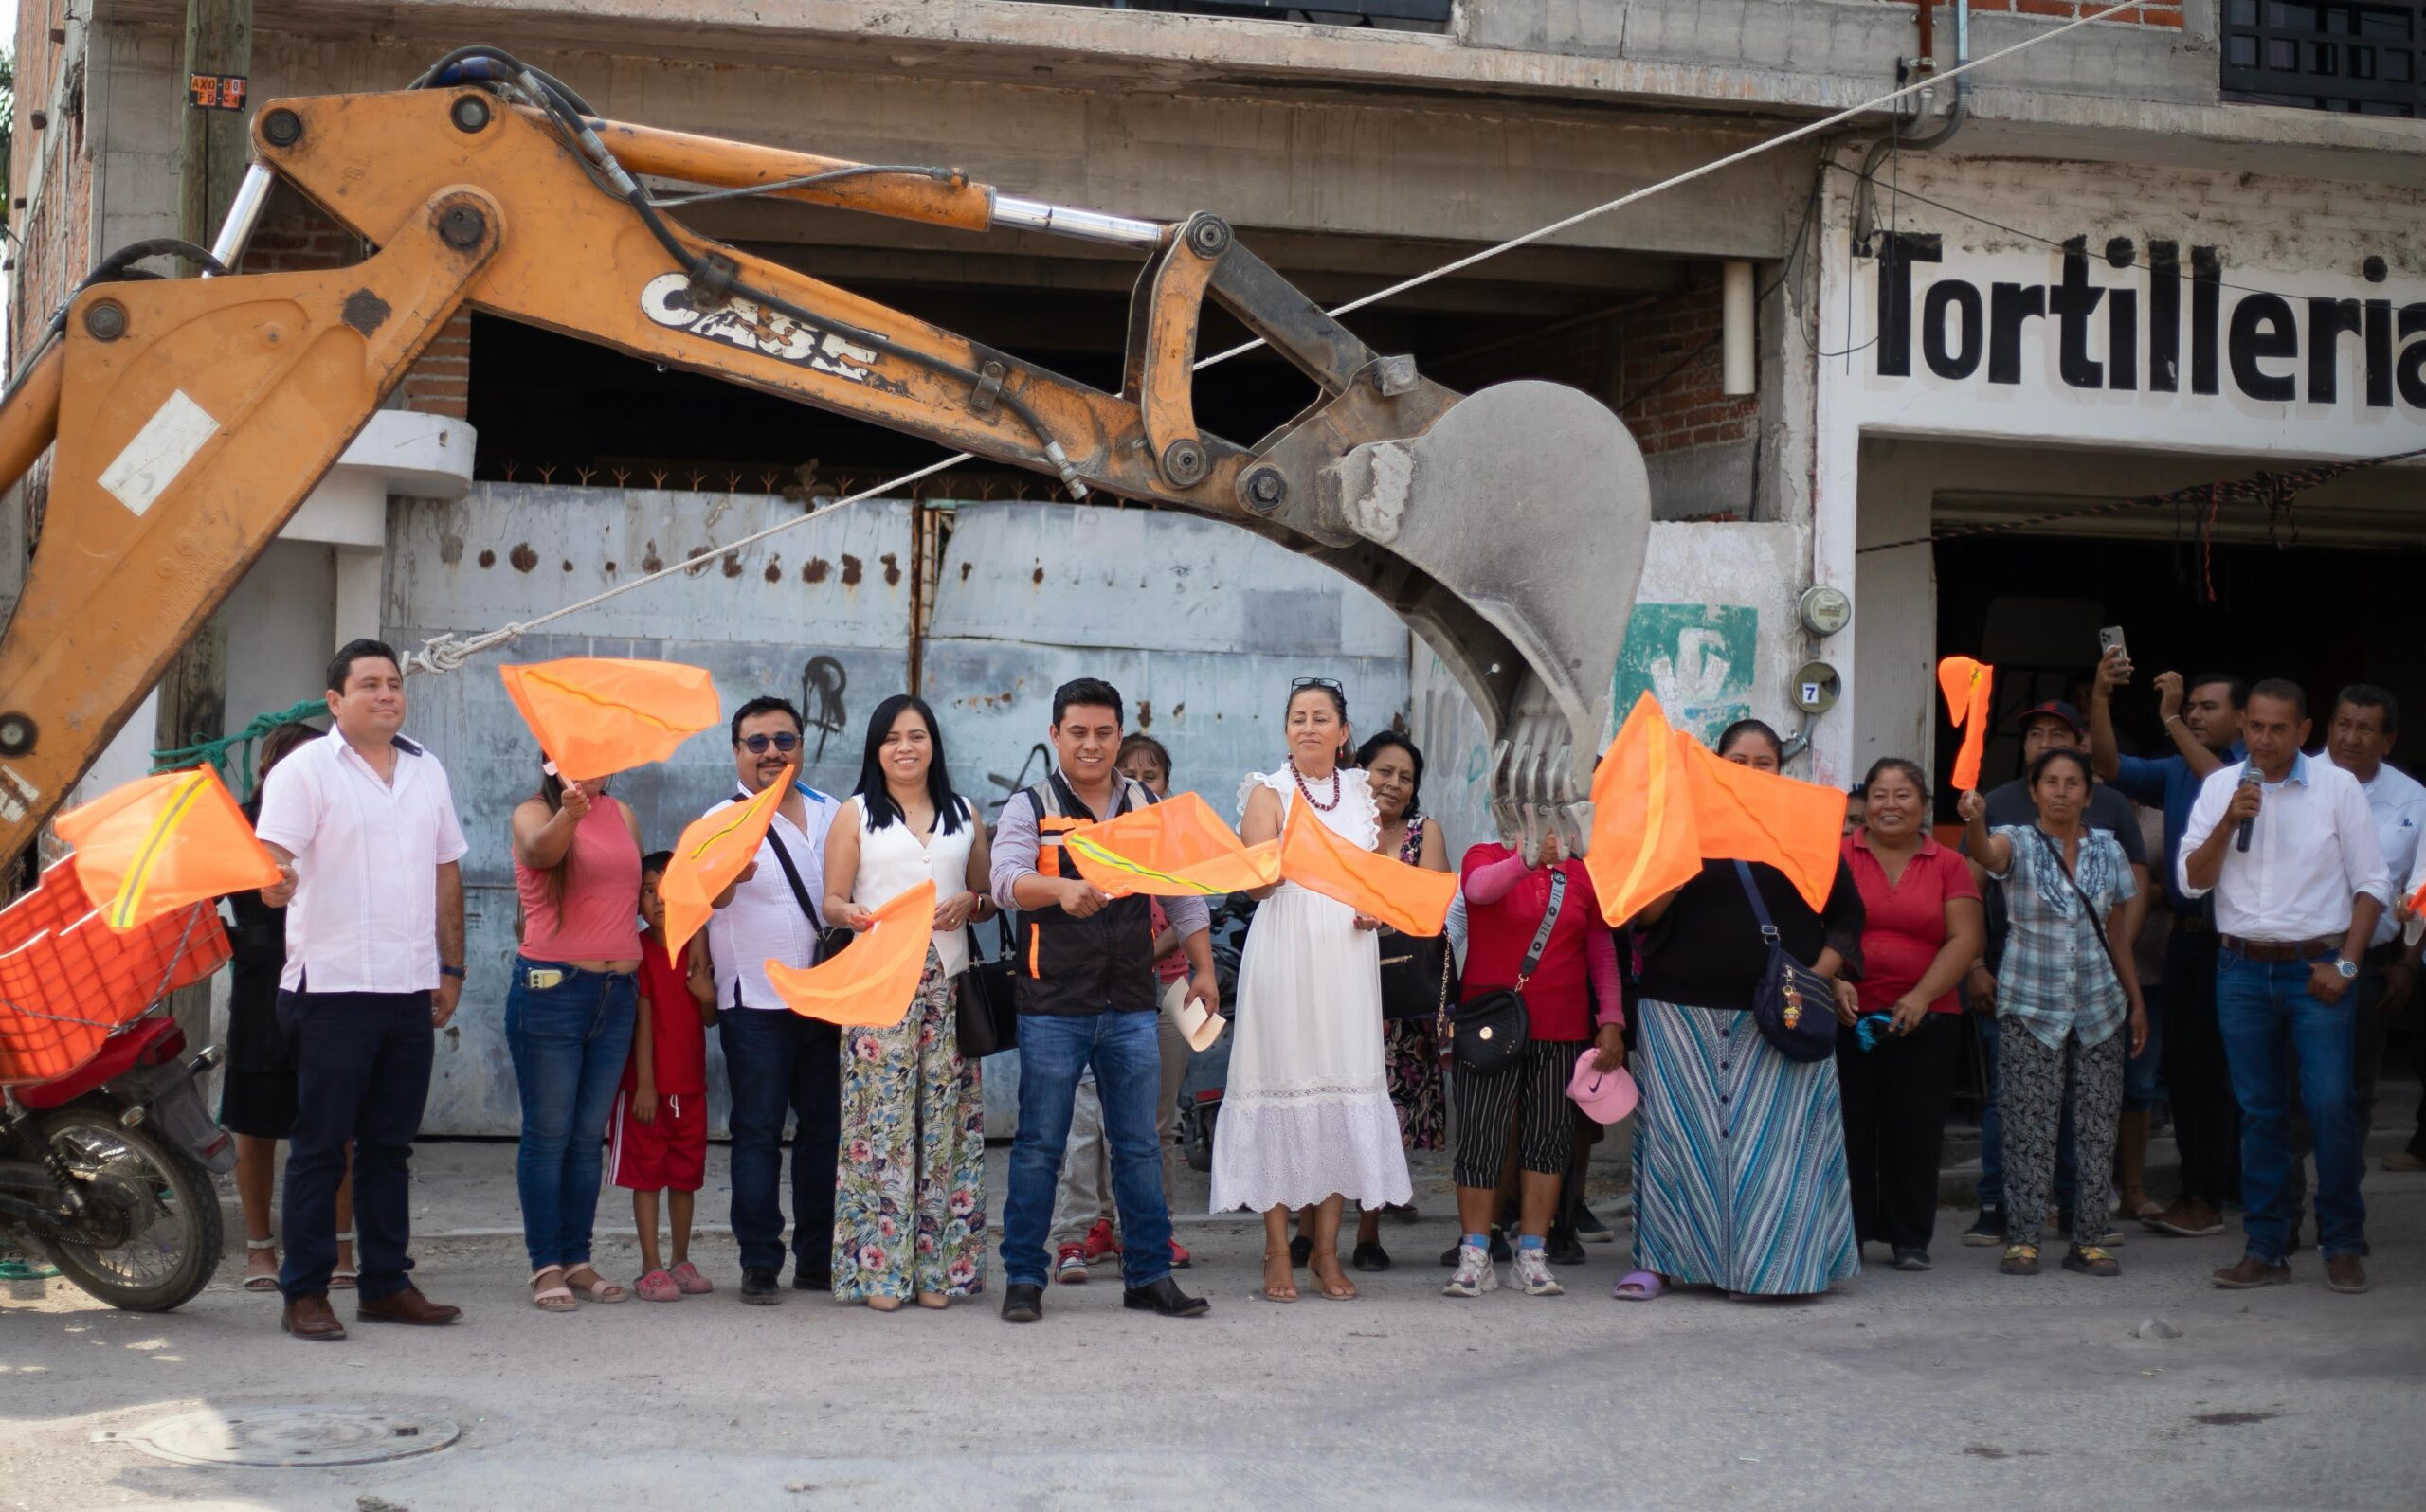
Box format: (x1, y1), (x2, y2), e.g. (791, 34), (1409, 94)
(2221, 1), (2423, 116)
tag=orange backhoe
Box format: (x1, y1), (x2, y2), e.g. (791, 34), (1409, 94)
(0, 46), (1650, 862)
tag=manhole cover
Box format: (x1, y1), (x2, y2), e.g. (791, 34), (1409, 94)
(94, 1405), (461, 1467)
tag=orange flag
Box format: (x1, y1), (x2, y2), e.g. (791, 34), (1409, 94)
(1585, 693), (1704, 924)
(766, 880), (937, 1028)
(1937, 656), (1996, 793)
(1064, 792), (1282, 898)
(1679, 736), (1847, 913)
(54, 766), (283, 931)
(659, 766), (792, 962)
(1277, 798), (1457, 937)
(499, 657), (721, 783)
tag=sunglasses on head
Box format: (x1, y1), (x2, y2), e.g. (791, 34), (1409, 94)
(1291, 676), (1344, 693)
(740, 731), (802, 754)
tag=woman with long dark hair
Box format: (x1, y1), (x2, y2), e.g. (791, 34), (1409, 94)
(508, 758), (645, 1310)
(1216, 679), (1412, 1303)
(1620, 718), (1866, 1301)
(820, 693), (996, 1310)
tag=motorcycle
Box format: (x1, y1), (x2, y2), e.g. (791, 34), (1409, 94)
(1175, 894), (1255, 1173)
(1, 1012), (232, 1312)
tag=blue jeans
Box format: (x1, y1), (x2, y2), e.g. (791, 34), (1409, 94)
(719, 1008), (841, 1275)
(1978, 1014), (2074, 1214)
(1003, 1010), (1172, 1289)
(2124, 984), (2165, 1112)
(2217, 950), (2365, 1263)
(506, 961), (637, 1273)
(277, 989), (432, 1303)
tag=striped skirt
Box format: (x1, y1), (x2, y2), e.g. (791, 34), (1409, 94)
(1631, 997), (1859, 1296)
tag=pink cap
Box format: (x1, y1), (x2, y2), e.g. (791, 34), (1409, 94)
(1566, 1055), (1638, 1125)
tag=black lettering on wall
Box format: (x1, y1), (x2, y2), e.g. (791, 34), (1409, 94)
(2230, 293), (2299, 402)
(2148, 241), (2182, 392)
(2363, 299), (2394, 409)
(2306, 298), (2364, 405)
(2051, 237), (2106, 389)
(2108, 288), (2139, 391)
(1874, 233), (1944, 378)
(1987, 282), (2047, 386)
(1923, 280), (1983, 379)
(2192, 246), (2222, 396)
(2399, 304), (2426, 409)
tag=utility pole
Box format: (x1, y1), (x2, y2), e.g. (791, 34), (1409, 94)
(158, 0), (251, 1052)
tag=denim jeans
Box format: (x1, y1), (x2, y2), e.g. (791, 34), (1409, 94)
(2217, 949), (2365, 1264)
(1003, 1010), (1172, 1289)
(278, 989), (432, 1303)
(505, 960), (637, 1273)
(719, 1007), (842, 1275)
(1978, 1013), (2075, 1214)
(2123, 983), (2165, 1112)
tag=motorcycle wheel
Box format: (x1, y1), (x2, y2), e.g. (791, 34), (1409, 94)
(31, 1107), (223, 1312)
(1186, 1103), (1218, 1174)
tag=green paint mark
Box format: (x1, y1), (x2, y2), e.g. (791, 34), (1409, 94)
(1615, 603), (1758, 745)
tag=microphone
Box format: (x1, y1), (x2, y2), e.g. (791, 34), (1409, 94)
(2236, 763), (2263, 853)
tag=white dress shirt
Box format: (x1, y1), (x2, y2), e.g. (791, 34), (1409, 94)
(2325, 754), (2426, 948)
(703, 781), (842, 1011)
(254, 732), (470, 993)
(2177, 753), (2391, 947)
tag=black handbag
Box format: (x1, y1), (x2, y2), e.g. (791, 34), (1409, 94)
(1379, 929), (1457, 1022)
(1448, 870), (1566, 1077)
(749, 796), (856, 963)
(1734, 860), (1838, 1063)
(955, 914), (1020, 1058)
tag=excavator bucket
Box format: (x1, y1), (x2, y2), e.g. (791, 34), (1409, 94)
(1316, 379), (1650, 851)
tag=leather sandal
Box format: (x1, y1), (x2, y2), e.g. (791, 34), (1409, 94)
(1260, 1251), (1298, 1303)
(330, 1230), (357, 1291)
(1309, 1253), (1358, 1301)
(530, 1266), (577, 1312)
(243, 1236), (281, 1292)
(561, 1264), (628, 1304)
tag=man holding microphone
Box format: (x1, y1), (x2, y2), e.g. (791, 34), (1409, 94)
(2178, 679), (2390, 1295)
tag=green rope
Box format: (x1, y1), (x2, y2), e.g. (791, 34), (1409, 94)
(152, 696), (329, 801)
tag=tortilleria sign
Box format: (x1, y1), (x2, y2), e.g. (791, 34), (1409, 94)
(1845, 232), (2426, 459)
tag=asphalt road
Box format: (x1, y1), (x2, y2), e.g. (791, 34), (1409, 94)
(4, 1143), (2421, 1511)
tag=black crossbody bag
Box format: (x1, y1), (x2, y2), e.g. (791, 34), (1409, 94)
(744, 790), (855, 964)
(957, 913), (1021, 1057)
(1736, 860), (1838, 1063)
(1447, 871), (1566, 1076)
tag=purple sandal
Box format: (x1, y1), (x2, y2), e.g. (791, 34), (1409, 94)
(1613, 1269), (1666, 1301)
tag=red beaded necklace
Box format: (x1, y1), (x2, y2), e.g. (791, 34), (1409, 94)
(1289, 755), (1342, 813)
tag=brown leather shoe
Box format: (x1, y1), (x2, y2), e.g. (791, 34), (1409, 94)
(2145, 1198), (2226, 1237)
(281, 1292), (347, 1341)
(2211, 1255), (2293, 1289)
(355, 1286), (462, 1326)
(2325, 1254), (2370, 1294)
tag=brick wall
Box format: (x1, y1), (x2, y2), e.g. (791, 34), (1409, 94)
(1917, 1), (2184, 27)
(1620, 269), (1757, 459)
(237, 189), (472, 418)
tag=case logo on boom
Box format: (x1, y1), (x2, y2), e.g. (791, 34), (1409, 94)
(640, 274), (880, 382)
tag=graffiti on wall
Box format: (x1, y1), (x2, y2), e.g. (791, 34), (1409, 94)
(1614, 603), (1758, 744)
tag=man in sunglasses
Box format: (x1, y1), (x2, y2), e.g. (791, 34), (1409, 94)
(704, 695), (845, 1304)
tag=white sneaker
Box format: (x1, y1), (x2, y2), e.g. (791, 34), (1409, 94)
(1513, 1247), (1564, 1296)
(1442, 1243), (1499, 1298)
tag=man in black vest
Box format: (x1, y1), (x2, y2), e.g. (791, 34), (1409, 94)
(990, 677), (1218, 1323)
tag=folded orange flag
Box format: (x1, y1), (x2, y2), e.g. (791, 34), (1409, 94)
(55, 766), (283, 931)
(1585, 693), (1704, 924)
(1278, 798), (1457, 937)
(499, 657), (721, 783)
(659, 767), (792, 961)
(1064, 792), (1282, 898)
(1937, 656), (1996, 793)
(767, 880), (937, 1028)
(1680, 736), (1846, 914)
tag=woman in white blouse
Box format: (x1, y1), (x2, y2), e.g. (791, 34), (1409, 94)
(820, 694), (996, 1311)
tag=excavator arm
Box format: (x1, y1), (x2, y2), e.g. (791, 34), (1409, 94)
(0, 49), (1649, 866)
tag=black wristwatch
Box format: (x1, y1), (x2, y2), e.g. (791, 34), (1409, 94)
(440, 963), (466, 981)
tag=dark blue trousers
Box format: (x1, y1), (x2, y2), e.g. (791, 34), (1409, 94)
(718, 1008), (841, 1276)
(277, 989), (433, 1302)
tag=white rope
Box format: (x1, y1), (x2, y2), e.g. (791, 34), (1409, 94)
(407, 0), (2133, 676)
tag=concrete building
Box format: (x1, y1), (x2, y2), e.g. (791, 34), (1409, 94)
(8, 1), (2420, 1127)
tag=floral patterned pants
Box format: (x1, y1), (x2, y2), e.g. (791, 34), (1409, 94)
(832, 949), (987, 1300)
(1998, 1022), (2123, 1249)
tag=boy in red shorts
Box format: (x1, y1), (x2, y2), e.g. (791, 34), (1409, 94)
(613, 851), (717, 1301)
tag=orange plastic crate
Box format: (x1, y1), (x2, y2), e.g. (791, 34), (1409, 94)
(0, 861), (231, 1088)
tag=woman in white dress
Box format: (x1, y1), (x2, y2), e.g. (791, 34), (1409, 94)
(1213, 677), (1414, 1302)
